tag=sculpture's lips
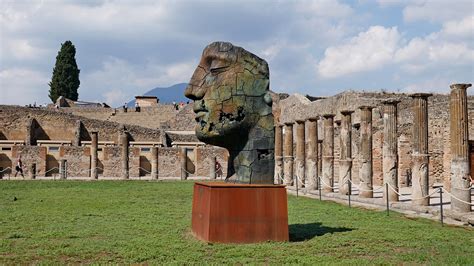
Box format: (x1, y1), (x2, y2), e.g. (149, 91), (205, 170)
(195, 111), (207, 119)
(194, 109), (207, 124)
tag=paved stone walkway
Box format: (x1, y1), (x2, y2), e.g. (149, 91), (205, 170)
(287, 181), (474, 227)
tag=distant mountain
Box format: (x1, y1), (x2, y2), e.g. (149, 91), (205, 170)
(128, 83), (189, 107)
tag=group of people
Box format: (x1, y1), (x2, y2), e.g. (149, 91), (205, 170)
(173, 101), (188, 111)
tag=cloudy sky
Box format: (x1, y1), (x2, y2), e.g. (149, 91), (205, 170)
(1, 0), (473, 106)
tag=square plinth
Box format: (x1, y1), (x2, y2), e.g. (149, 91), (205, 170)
(191, 182), (289, 243)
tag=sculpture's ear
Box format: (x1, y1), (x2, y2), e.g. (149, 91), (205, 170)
(264, 92), (272, 107)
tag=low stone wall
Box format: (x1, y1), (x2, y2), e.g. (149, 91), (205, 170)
(1, 144), (228, 179)
(59, 146), (90, 177)
(11, 146), (47, 176)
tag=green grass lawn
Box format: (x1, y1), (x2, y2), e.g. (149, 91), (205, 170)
(0, 181), (473, 264)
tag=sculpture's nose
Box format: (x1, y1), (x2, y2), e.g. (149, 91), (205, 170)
(184, 66), (208, 101)
(184, 84), (201, 101)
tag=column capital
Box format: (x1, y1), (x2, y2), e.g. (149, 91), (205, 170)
(340, 110), (354, 116)
(322, 113), (335, 118)
(382, 99), (400, 105)
(409, 93), (432, 99)
(450, 83), (472, 90)
(284, 122), (294, 126)
(295, 119), (305, 124)
(307, 117), (318, 122)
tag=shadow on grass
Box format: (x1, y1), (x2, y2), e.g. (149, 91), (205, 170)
(289, 223), (354, 242)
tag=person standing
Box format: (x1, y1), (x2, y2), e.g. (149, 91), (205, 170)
(14, 156), (24, 177)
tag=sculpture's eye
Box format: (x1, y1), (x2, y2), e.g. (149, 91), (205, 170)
(210, 60), (229, 74)
(210, 66), (228, 74)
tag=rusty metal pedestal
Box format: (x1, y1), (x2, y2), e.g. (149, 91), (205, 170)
(191, 182), (289, 243)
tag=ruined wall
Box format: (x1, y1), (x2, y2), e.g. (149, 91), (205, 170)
(158, 148), (181, 177)
(101, 147), (140, 177)
(59, 146), (91, 177)
(58, 105), (181, 129)
(195, 147), (229, 177)
(167, 105), (195, 131)
(278, 91), (474, 187)
(0, 105), (162, 143)
(11, 146), (47, 176)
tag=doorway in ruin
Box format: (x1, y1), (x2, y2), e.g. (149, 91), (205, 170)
(186, 148), (195, 175)
(46, 146), (60, 177)
(139, 147), (151, 177)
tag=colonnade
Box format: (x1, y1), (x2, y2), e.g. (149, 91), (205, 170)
(275, 83), (472, 212)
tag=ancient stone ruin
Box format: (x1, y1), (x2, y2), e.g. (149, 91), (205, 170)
(0, 45), (472, 218)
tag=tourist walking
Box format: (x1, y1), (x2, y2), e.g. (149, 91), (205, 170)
(14, 156), (24, 177)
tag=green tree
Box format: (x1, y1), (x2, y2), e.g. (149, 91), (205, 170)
(48, 40), (80, 102)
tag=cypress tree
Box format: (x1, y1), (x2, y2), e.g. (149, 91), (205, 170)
(48, 40), (80, 102)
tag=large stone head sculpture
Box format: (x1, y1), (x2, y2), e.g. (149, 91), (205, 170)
(185, 42), (274, 184)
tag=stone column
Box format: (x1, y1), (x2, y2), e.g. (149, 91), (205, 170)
(283, 122), (294, 186)
(28, 163), (36, 180)
(449, 83), (472, 212)
(339, 111), (353, 195)
(74, 120), (82, 146)
(383, 100), (400, 202)
(120, 132), (129, 180)
(151, 147), (158, 180)
(322, 114), (335, 192)
(210, 156), (217, 179)
(359, 106), (374, 198)
(274, 124), (284, 184)
(295, 120), (305, 188)
(306, 117), (318, 190)
(181, 147), (188, 180)
(318, 140), (323, 178)
(59, 159), (67, 179)
(90, 131), (98, 179)
(26, 118), (37, 146)
(410, 93), (432, 206)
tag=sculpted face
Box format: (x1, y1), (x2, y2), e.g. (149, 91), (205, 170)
(185, 42), (274, 184)
(184, 42), (272, 149)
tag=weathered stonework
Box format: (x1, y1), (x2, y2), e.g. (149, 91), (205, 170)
(283, 122), (294, 186)
(339, 111), (353, 195)
(90, 131), (98, 179)
(274, 124), (284, 184)
(295, 120), (305, 188)
(359, 106), (373, 198)
(180, 147), (187, 180)
(383, 100), (400, 202)
(449, 83), (471, 212)
(184, 42), (274, 184)
(322, 114), (335, 192)
(120, 131), (129, 179)
(306, 117), (318, 190)
(151, 147), (158, 179)
(410, 93), (431, 206)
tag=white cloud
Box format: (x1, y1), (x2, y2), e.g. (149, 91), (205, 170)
(0, 38), (50, 61)
(395, 16), (474, 75)
(402, 0), (472, 23)
(296, 0), (353, 18)
(103, 90), (130, 107)
(317, 26), (400, 78)
(81, 57), (195, 106)
(441, 15), (474, 37)
(0, 68), (49, 105)
(402, 76), (454, 94)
